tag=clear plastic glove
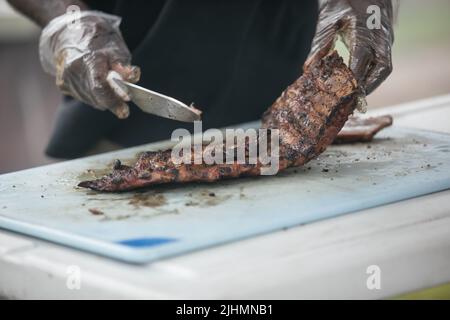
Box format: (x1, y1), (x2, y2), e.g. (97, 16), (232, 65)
(307, 0), (395, 95)
(39, 11), (140, 118)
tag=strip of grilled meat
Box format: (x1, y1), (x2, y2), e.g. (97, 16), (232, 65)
(333, 115), (393, 144)
(78, 52), (363, 192)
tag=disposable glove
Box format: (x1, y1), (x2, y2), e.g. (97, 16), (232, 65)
(39, 11), (140, 118)
(307, 0), (395, 95)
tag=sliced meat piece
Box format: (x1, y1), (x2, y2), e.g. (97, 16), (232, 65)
(334, 115), (393, 144)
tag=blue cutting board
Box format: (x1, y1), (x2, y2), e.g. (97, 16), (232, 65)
(0, 126), (449, 264)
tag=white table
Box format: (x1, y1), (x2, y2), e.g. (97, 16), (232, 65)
(1, 95), (450, 299)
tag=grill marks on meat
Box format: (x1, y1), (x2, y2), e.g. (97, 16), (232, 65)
(262, 52), (359, 168)
(79, 141), (265, 191)
(334, 115), (393, 144)
(78, 52), (361, 192)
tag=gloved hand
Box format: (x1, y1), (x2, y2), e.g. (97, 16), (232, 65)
(307, 0), (395, 95)
(39, 11), (140, 118)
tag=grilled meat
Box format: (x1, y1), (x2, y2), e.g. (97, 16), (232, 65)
(79, 52), (363, 192)
(334, 115), (393, 144)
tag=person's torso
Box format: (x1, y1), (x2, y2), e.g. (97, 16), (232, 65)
(48, 0), (318, 157)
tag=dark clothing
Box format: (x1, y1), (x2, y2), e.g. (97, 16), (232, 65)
(46, 0), (318, 159)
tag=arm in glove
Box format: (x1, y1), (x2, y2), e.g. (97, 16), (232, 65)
(39, 11), (140, 118)
(307, 0), (396, 95)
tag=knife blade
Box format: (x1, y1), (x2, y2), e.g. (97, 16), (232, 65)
(110, 75), (201, 123)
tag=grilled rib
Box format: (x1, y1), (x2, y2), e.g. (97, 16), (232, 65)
(79, 52), (364, 192)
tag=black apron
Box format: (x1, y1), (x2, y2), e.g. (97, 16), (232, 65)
(46, 0), (318, 159)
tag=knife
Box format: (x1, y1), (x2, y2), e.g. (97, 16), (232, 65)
(107, 71), (202, 122)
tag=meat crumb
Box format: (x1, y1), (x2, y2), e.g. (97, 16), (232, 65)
(88, 208), (105, 216)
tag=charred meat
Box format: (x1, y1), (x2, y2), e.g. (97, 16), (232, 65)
(79, 52), (363, 192)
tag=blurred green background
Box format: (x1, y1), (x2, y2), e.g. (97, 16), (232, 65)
(367, 0), (450, 109)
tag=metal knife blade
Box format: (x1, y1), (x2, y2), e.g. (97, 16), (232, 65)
(116, 79), (201, 122)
